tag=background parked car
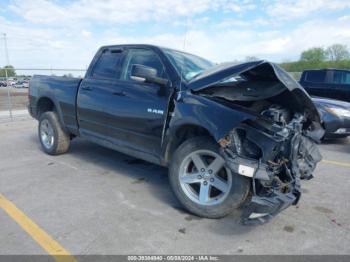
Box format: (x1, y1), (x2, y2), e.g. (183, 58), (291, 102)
(0, 81), (7, 87)
(7, 80), (17, 87)
(312, 96), (350, 139)
(23, 81), (29, 88)
(300, 69), (350, 102)
(15, 80), (29, 88)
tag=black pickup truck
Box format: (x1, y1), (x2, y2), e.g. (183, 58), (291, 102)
(29, 44), (324, 224)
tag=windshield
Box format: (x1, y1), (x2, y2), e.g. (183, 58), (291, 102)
(163, 48), (214, 81)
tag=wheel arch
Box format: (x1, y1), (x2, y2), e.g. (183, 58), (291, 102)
(163, 123), (215, 165)
(161, 94), (256, 165)
(36, 96), (55, 116)
(36, 96), (66, 131)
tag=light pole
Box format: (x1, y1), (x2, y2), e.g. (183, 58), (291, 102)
(2, 33), (13, 120)
(3, 33), (10, 65)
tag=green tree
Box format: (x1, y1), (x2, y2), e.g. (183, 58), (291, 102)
(0, 65), (16, 77)
(326, 44), (350, 61)
(300, 47), (326, 62)
(279, 44), (350, 75)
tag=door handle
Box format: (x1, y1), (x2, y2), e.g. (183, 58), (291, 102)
(112, 91), (126, 96)
(81, 86), (92, 91)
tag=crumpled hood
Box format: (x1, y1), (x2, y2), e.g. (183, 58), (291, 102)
(188, 60), (265, 90)
(188, 60), (321, 123)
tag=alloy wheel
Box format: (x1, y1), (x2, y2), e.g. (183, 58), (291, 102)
(40, 119), (54, 149)
(179, 150), (232, 206)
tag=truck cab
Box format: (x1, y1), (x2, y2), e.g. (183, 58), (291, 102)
(78, 45), (177, 164)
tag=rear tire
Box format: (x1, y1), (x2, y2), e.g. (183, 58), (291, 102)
(169, 137), (250, 218)
(38, 111), (70, 155)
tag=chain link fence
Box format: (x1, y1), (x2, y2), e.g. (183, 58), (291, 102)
(0, 68), (86, 122)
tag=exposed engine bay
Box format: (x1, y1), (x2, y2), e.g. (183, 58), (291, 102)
(219, 104), (322, 224)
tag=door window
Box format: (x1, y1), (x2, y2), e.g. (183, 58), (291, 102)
(331, 71), (350, 85)
(345, 72), (350, 85)
(121, 49), (166, 81)
(92, 49), (123, 79)
(305, 71), (326, 83)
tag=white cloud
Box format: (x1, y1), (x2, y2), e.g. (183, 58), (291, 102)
(81, 30), (92, 38)
(1, 0), (350, 73)
(100, 18), (350, 62)
(8, 0), (212, 25)
(8, 0), (262, 26)
(226, 2), (256, 13)
(0, 15), (97, 69)
(266, 0), (350, 20)
(216, 18), (270, 28)
(2, 15), (350, 70)
(338, 15), (350, 22)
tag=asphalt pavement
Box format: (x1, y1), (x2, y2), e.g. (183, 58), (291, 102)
(1, 119), (349, 256)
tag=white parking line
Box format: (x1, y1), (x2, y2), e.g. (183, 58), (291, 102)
(0, 109), (28, 117)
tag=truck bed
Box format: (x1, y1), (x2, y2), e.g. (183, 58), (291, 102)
(28, 75), (82, 134)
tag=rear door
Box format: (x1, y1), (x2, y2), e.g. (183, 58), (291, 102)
(77, 47), (126, 139)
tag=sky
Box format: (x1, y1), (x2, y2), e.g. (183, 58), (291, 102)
(0, 0), (350, 73)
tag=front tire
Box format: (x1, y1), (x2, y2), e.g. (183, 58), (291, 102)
(38, 111), (70, 155)
(169, 137), (250, 218)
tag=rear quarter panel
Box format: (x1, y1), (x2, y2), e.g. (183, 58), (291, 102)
(29, 75), (82, 134)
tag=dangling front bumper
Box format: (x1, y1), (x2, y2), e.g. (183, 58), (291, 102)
(220, 121), (323, 225)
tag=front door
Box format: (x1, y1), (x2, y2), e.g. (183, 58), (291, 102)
(110, 48), (171, 157)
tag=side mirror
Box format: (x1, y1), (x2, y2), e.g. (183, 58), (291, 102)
(131, 64), (168, 86)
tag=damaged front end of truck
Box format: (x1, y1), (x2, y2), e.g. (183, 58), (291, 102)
(188, 61), (324, 224)
(219, 112), (322, 224)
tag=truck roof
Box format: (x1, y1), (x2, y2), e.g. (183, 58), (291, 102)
(97, 44), (205, 59)
(303, 68), (350, 72)
(99, 43), (161, 49)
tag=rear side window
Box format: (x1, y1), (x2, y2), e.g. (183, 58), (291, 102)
(92, 50), (123, 79)
(346, 72), (350, 84)
(305, 71), (326, 83)
(331, 71), (350, 85)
